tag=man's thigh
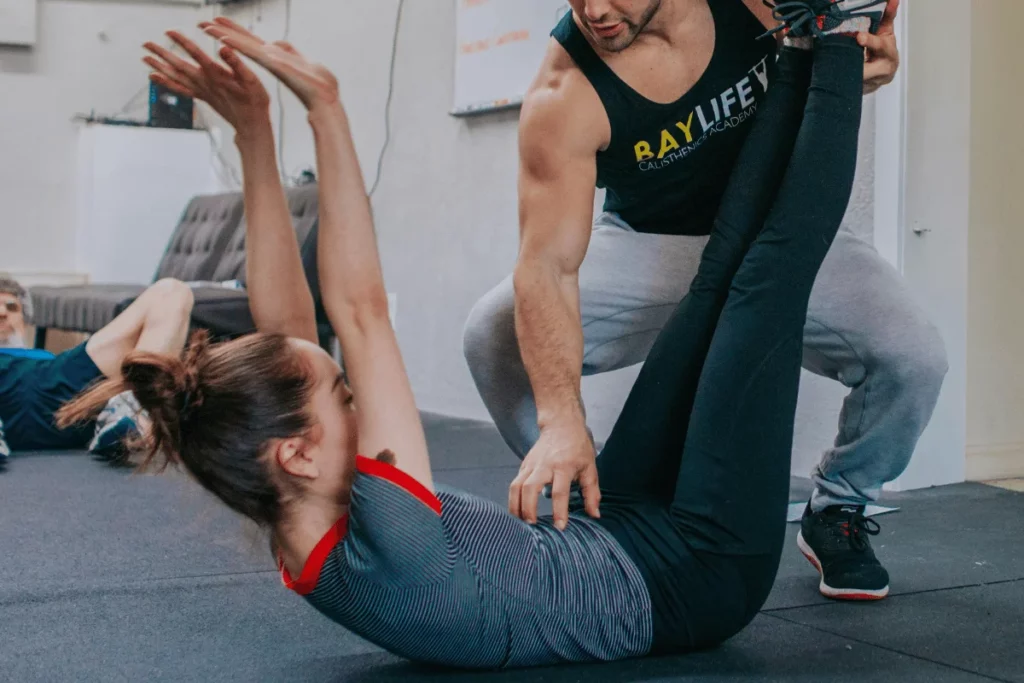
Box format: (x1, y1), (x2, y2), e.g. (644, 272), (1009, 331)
(579, 214), (708, 374)
(803, 229), (937, 384)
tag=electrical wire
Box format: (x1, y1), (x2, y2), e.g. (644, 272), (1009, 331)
(277, 0), (292, 184)
(369, 0), (404, 198)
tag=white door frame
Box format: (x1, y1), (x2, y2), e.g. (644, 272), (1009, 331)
(871, 5), (908, 273)
(874, 0), (971, 491)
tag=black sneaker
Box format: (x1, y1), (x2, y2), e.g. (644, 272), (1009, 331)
(797, 504), (890, 600)
(762, 0), (888, 39)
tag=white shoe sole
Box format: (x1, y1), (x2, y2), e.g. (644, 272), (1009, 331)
(797, 531), (890, 601)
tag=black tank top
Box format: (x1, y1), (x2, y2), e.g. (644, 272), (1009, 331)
(552, 1), (776, 235)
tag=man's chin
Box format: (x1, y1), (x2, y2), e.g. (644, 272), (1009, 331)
(594, 32), (638, 52)
(0, 332), (25, 349)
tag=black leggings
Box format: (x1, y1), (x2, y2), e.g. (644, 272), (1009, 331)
(586, 39), (866, 653)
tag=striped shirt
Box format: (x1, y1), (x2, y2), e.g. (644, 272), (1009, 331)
(281, 456), (654, 669)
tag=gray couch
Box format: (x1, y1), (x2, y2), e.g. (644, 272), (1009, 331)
(30, 184), (333, 350)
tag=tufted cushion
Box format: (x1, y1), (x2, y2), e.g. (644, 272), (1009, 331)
(155, 193), (245, 282)
(26, 193), (244, 335)
(197, 184), (329, 345)
(29, 284), (147, 332)
(211, 184), (320, 283)
(28, 186), (332, 349)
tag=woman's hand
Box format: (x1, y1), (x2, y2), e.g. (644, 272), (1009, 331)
(143, 30), (271, 131)
(201, 17), (339, 113)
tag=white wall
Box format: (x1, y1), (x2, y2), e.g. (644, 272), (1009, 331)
(0, 0), (205, 275)
(893, 0), (971, 490)
(966, 0), (1024, 480)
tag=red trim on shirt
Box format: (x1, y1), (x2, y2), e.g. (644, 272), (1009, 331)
(279, 456), (439, 595)
(280, 514), (348, 596)
(355, 455), (442, 515)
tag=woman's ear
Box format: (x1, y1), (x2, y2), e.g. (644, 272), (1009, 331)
(274, 437), (319, 479)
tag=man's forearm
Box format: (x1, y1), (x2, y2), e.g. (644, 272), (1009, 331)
(236, 117), (317, 340)
(513, 261), (586, 431)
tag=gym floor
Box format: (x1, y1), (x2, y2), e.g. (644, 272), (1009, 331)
(2, 413), (1022, 683)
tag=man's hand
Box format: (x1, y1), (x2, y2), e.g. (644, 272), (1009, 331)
(859, 0), (900, 94)
(509, 421), (601, 531)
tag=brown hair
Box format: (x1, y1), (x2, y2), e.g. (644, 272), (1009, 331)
(57, 331), (316, 527)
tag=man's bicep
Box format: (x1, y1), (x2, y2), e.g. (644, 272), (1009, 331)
(517, 96), (599, 273)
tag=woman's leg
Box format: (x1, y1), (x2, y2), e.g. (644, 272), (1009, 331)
(669, 37), (866, 596)
(594, 47), (814, 502)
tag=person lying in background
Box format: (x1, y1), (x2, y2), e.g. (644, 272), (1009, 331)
(0, 276), (192, 464)
(62, 4), (879, 668)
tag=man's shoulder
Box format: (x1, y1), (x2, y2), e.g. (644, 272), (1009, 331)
(521, 40), (609, 154)
(526, 38), (592, 105)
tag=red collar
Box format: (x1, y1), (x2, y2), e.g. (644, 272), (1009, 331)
(279, 514), (348, 596)
(278, 455), (441, 595)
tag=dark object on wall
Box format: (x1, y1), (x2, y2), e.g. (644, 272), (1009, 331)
(148, 82), (194, 130)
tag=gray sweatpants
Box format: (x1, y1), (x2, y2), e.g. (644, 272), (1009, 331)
(463, 212), (949, 510)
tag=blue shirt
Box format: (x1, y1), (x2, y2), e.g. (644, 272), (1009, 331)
(281, 456), (654, 669)
(0, 347), (55, 361)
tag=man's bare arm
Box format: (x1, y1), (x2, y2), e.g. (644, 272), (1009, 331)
(508, 50), (609, 528)
(514, 65), (604, 436)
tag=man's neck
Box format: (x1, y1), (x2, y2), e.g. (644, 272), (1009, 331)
(637, 0), (706, 47)
(0, 334), (25, 349)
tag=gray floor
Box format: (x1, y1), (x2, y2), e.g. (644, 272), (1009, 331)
(1, 413), (1022, 683)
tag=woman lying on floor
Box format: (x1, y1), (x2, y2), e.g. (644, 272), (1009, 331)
(61, 6), (882, 669)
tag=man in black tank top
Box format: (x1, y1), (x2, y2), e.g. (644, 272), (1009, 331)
(465, 0), (947, 602)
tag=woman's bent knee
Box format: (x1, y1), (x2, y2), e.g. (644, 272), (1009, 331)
(149, 279), (194, 318)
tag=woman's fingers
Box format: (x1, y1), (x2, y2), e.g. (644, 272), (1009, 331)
(143, 55), (184, 84)
(143, 42), (202, 86)
(166, 30), (233, 81)
(203, 28), (267, 66)
(209, 16), (267, 45)
(146, 69), (197, 100)
(272, 40), (302, 57)
(218, 46), (263, 89)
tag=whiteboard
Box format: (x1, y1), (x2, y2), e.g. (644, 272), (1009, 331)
(453, 0), (571, 116)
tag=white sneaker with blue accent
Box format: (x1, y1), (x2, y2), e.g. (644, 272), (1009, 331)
(89, 391), (143, 462)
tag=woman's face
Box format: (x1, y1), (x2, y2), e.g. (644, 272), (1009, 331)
(282, 338), (359, 494)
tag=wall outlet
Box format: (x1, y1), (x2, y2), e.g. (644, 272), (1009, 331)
(387, 293), (397, 329)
